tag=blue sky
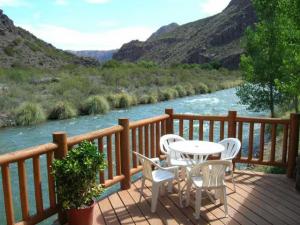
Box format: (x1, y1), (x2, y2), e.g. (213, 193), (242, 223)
(0, 0), (231, 50)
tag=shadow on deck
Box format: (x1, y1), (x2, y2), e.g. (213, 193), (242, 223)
(93, 170), (300, 225)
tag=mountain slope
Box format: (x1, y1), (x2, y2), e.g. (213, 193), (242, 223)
(69, 49), (118, 63)
(113, 0), (256, 69)
(0, 10), (99, 69)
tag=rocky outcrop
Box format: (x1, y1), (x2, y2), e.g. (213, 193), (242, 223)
(0, 10), (99, 69)
(147, 23), (179, 41)
(113, 0), (256, 69)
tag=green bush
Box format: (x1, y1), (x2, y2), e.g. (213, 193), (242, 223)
(52, 141), (106, 209)
(106, 94), (119, 108)
(175, 85), (187, 97)
(48, 101), (77, 120)
(15, 102), (46, 126)
(139, 94), (158, 104)
(80, 96), (110, 115)
(185, 84), (195, 96)
(158, 88), (178, 101)
(118, 93), (132, 108)
(194, 82), (209, 94)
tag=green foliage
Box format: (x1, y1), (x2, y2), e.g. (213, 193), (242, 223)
(15, 102), (46, 126)
(0, 63), (241, 126)
(194, 82), (209, 94)
(81, 96), (110, 115)
(102, 59), (121, 69)
(236, 0), (289, 117)
(175, 85), (187, 97)
(52, 141), (106, 209)
(184, 83), (195, 96)
(48, 101), (77, 120)
(118, 93), (132, 108)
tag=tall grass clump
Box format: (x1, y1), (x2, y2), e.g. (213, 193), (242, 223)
(118, 93), (132, 108)
(15, 102), (46, 126)
(175, 85), (187, 97)
(106, 94), (119, 108)
(194, 82), (209, 94)
(80, 96), (110, 115)
(48, 101), (77, 120)
(139, 94), (158, 104)
(158, 88), (178, 101)
(185, 84), (195, 96)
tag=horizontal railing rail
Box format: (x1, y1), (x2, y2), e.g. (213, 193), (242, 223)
(0, 108), (299, 225)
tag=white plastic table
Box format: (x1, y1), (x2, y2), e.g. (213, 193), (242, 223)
(169, 140), (225, 164)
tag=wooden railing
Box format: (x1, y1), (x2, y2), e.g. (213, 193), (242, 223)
(0, 109), (299, 225)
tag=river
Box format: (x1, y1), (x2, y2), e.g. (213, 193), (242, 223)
(0, 88), (267, 224)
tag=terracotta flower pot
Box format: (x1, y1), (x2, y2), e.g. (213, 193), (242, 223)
(67, 201), (95, 225)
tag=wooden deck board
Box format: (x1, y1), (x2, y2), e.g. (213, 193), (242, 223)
(93, 171), (300, 225)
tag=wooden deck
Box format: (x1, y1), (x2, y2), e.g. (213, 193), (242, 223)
(93, 170), (300, 225)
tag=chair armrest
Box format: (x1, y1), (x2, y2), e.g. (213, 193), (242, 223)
(161, 165), (179, 172)
(150, 157), (160, 163)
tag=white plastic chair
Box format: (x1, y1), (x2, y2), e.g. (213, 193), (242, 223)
(186, 160), (231, 219)
(133, 151), (181, 213)
(160, 134), (190, 167)
(218, 138), (241, 192)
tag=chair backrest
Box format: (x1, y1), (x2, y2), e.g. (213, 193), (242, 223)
(219, 138), (241, 160)
(160, 134), (185, 155)
(190, 160), (231, 188)
(133, 152), (161, 181)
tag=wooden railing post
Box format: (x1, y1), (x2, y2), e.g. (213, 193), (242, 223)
(119, 118), (131, 190)
(165, 108), (174, 134)
(228, 111), (237, 138)
(52, 132), (68, 225)
(287, 113), (300, 178)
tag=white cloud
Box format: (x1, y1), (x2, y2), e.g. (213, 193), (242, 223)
(199, 0), (231, 16)
(84, 0), (110, 4)
(18, 23), (155, 50)
(54, 0), (68, 5)
(0, 0), (27, 7)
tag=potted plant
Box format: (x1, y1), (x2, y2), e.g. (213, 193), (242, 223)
(52, 140), (106, 225)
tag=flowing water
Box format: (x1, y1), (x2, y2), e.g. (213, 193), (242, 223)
(0, 88), (267, 224)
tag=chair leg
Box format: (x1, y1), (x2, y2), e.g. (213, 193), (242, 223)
(177, 178), (182, 207)
(231, 172), (236, 192)
(185, 181), (192, 207)
(139, 178), (145, 202)
(167, 180), (173, 193)
(223, 187), (228, 217)
(193, 188), (202, 219)
(151, 183), (160, 213)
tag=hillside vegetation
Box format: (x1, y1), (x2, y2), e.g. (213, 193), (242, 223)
(0, 61), (241, 127)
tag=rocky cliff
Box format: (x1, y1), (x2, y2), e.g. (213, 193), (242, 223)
(0, 10), (99, 69)
(113, 0), (256, 69)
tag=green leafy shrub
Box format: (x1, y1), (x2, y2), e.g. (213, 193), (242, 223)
(52, 141), (106, 209)
(80, 96), (110, 115)
(102, 60), (121, 69)
(48, 101), (77, 120)
(194, 82), (209, 94)
(15, 102), (46, 126)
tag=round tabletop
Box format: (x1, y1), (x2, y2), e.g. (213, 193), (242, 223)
(169, 140), (224, 155)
